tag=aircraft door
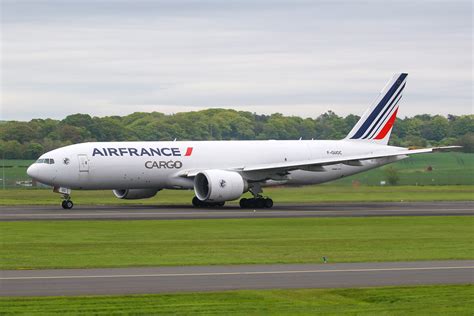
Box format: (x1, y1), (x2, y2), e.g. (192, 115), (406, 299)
(78, 154), (89, 172)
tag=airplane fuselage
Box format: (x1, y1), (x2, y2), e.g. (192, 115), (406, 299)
(28, 140), (406, 190)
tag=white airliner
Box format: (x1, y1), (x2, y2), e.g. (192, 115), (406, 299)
(27, 73), (456, 209)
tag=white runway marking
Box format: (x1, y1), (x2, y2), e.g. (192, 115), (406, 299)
(2, 266), (473, 280)
(1, 208), (473, 217)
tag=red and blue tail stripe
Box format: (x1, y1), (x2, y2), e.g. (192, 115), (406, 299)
(346, 73), (407, 144)
(362, 83), (404, 139)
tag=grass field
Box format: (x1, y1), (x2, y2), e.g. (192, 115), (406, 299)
(1, 185), (472, 205)
(1, 154), (471, 314)
(0, 159), (34, 187)
(1, 152), (474, 188)
(1, 216), (472, 269)
(333, 152), (474, 186)
(1, 285), (472, 315)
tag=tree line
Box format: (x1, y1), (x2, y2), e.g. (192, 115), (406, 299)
(0, 109), (473, 159)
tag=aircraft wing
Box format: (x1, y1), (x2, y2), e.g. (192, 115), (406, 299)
(240, 146), (460, 173)
(178, 146), (460, 178)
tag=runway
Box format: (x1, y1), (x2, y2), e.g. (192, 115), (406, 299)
(1, 260), (472, 296)
(0, 201), (472, 221)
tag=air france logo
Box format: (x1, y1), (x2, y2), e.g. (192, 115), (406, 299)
(92, 147), (194, 157)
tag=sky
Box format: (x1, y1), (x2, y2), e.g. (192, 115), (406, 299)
(0, 0), (472, 121)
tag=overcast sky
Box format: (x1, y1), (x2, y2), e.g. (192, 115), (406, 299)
(1, 0), (472, 121)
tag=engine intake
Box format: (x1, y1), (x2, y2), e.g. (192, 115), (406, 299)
(113, 189), (158, 200)
(194, 170), (247, 202)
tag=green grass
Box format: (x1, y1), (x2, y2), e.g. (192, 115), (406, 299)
(1, 185), (473, 205)
(1, 285), (472, 315)
(0, 159), (34, 187)
(265, 185), (474, 203)
(334, 152), (474, 186)
(1, 216), (472, 269)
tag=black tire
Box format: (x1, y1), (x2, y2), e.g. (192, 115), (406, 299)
(192, 196), (202, 207)
(264, 198), (274, 208)
(65, 200), (73, 209)
(248, 199), (257, 208)
(239, 198), (248, 208)
(217, 202), (225, 207)
(61, 200), (68, 209)
(256, 198), (265, 209)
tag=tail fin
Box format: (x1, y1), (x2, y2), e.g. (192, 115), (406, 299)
(345, 73), (407, 145)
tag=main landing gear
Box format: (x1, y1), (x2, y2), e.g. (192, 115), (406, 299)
(239, 197), (273, 209)
(239, 183), (274, 209)
(191, 183), (274, 209)
(192, 196), (225, 208)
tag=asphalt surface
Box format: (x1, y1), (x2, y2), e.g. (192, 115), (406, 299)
(1, 260), (472, 296)
(0, 202), (472, 221)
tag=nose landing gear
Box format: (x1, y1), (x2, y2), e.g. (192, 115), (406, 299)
(53, 187), (74, 209)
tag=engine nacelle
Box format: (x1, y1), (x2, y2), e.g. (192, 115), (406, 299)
(194, 170), (247, 202)
(113, 189), (159, 200)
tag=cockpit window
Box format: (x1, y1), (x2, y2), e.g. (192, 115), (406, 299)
(36, 158), (55, 164)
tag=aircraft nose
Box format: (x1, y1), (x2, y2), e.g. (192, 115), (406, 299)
(27, 164), (39, 179)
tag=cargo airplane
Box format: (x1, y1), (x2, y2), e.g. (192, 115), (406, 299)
(27, 73), (456, 209)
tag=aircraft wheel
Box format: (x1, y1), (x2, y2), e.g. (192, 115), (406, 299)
(62, 200), (73, 209)
(256, 198), (265, 208)
(239, 198), (248, 208)
(240, 198), (273, 209)
(264, 198), (273, 208)
(192, 196), (202, 207)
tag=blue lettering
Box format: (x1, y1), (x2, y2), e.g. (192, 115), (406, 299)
(119, 148), (128, 156)
(92, 148), (104, 156)
(96, 147), (183, 157)
(140, 148), (151, 156)
(108, 148), (119, 156)
(171, 148), (181, 156)
(150, 148), (161, 156)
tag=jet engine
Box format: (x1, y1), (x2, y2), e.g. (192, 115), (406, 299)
(194, 170), (247, 202)
(113, 189), (159, 200)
